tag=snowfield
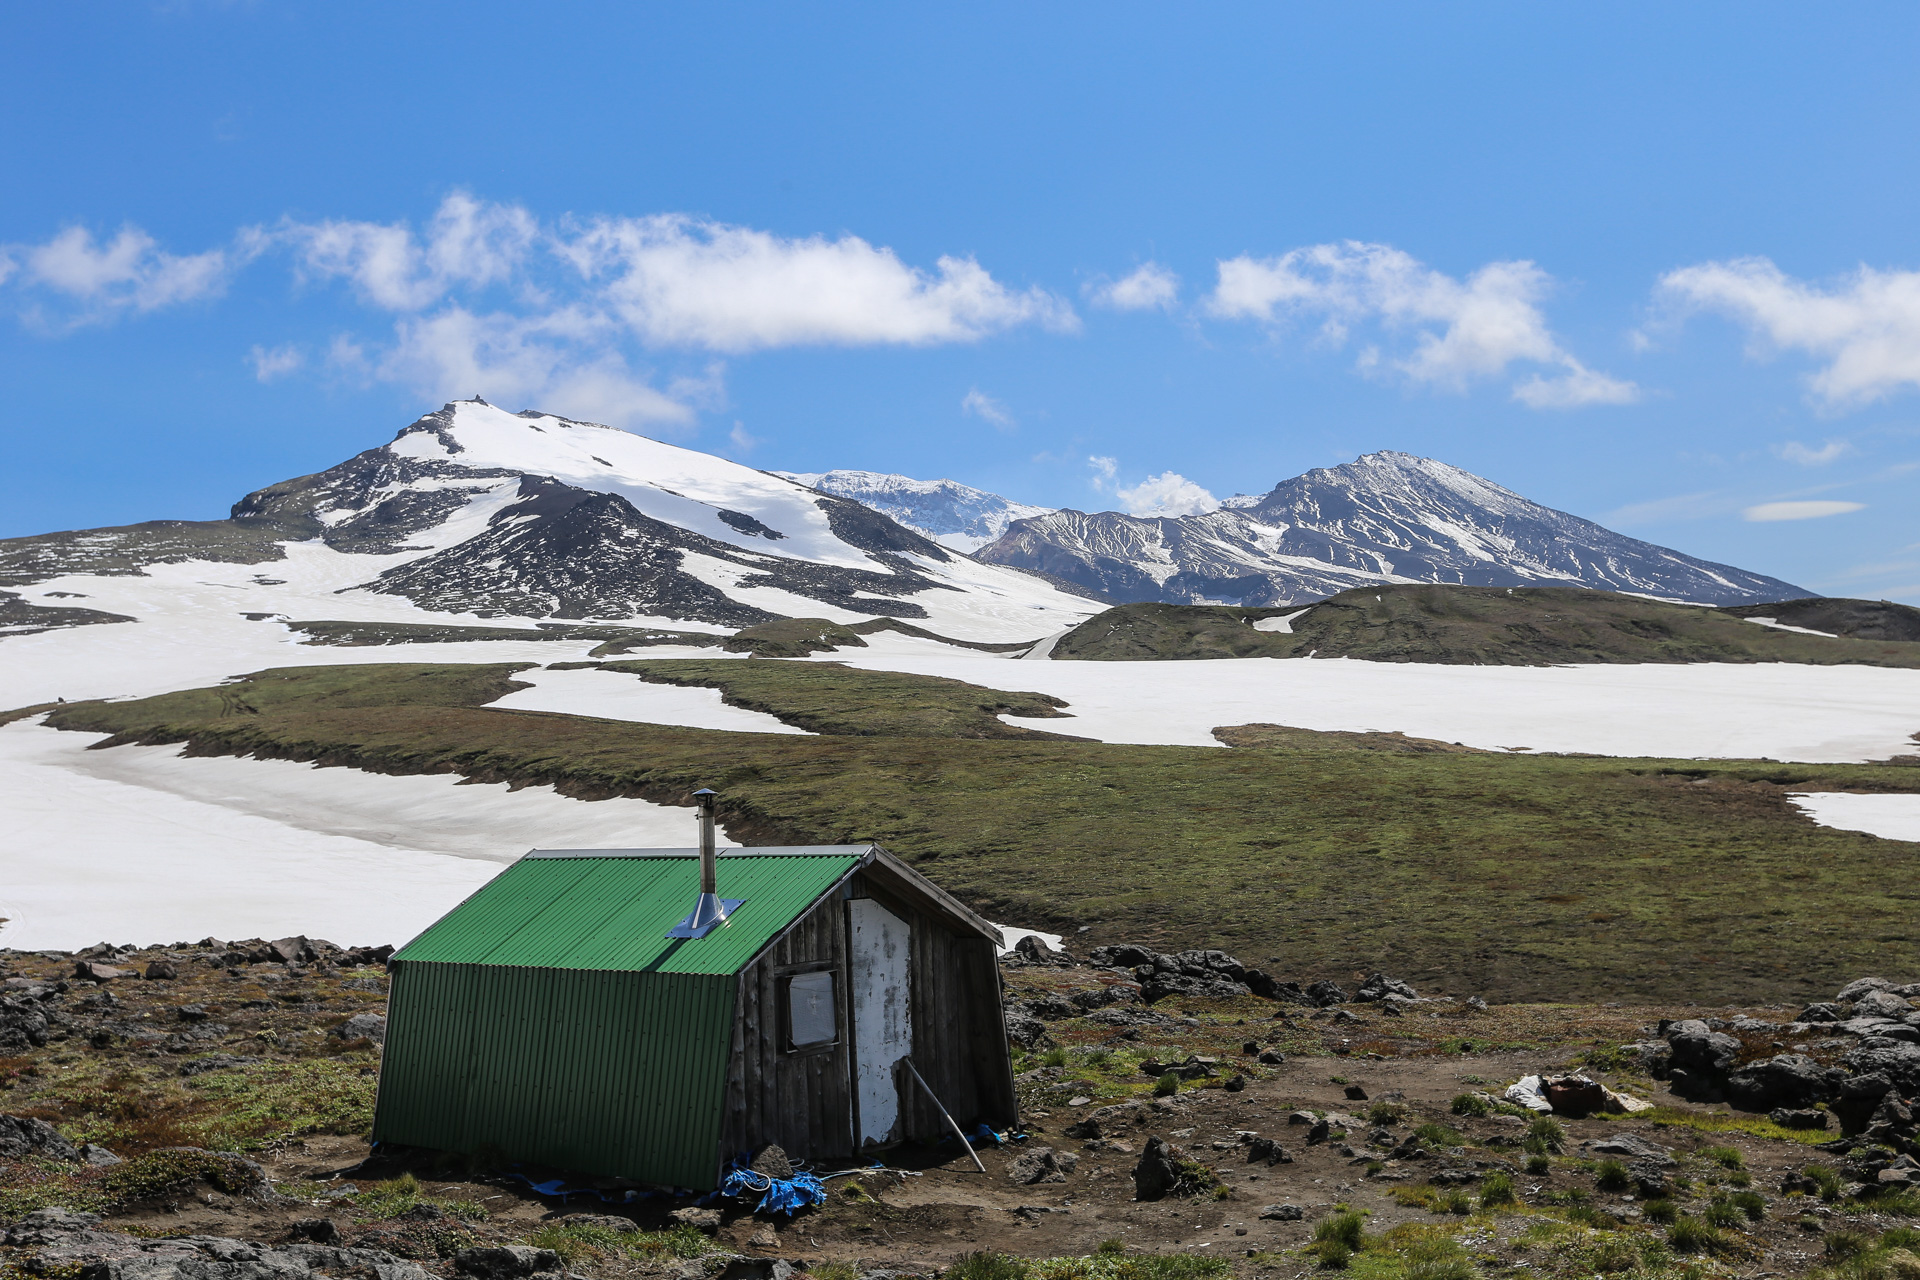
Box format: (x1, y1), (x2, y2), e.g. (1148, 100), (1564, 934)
(489, 665), (809, 733)
(818, 633), (1920, 763)
(0, 718), (738, 951)
(1789, 793), (1920, 843)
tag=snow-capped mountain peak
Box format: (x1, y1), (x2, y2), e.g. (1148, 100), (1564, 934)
(975, 450), (1807, 606)
(779, 467), (1054, 552)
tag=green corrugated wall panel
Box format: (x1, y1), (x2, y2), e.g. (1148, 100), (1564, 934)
(393, 854), (860, 975)
(373, 960), (738, 1188)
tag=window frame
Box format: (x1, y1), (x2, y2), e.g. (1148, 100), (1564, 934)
(777, 963), (841, 1055)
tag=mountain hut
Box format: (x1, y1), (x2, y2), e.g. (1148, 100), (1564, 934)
(370, 795), (1016, 1190)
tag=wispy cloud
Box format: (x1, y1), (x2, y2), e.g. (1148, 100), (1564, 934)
(1602, 491), (1733, 527)
(247, 343), (303, 381)
(1743, 499), (1866, 522)
(1207, 240), (1637, 408)
(1086, 455), (1118, 489)
(3, 224), (241, 326)
(0, 193), (1077, 428)
(961, 387), (1015, 430)
(1088, 263), (1179, 311)
(1116, 471), (1218, 517)
(1659, 257), (1920, 409)
(1774, 438), (1854, 465)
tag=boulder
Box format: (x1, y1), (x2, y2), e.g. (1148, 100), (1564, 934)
(1838, 978), (1896, 1003)
(1003, 1010), (1051, 1050)
(1064, 1102), (1140, 1141)
(1012, 935), (1073, 966)
(1088, 944), (1163, 969)
(1858, 990), (1917, 1020)
(142, 960), (178, 981)
(288, 1219), (340, 1245)
(1769, 1108), (1831, 1130)
(72, 961), (130, 982)
(1131, 1136), (1183, 1200)
(331, 1013), (387, 1045)
(1725, 1054), (1831, 1110)
(454, 1246), (564, 1280)
(1587, 1134), (1675, 1166)
(1305, 980), (1349, 1007)
(1140, 974), (1250, 1004)
(268, 936), (316, 965)
(1007, 1145), (1078, 1184)
(669, 1207), (722, 1232)
(1246, 1137), (1292, 1165)
(1258, 1204), (1304, 1221)
(1665, 1019), (1740, 1085)
(1845, 1042), (1920, 1093)
(0, 998), (50, 1051)
(1354, 974), (1417, 1002)
(0, 1113), (81, 1162)
(750, 1144), (794, 1179)
(1070, 984), (1141, 1011)
(1798, 1002), (1845, 1023)
(1016, 993), (1080, 1021)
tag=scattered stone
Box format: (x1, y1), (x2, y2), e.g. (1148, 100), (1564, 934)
(1587, 1134), (1675, 1166)
(1287, 1110), (1315, 1125)
(1306, 1118), (1332, 1145)
(1257, 1050), (1286, 1065)
(670, 1207), (722, 1232)
(1305, 980), (1348, 1006)
(1858, 990), (1917, 1020)
(1800, 1002), (1845, 1023)
(1725, 1053), (1830, 1110)
(143, 960), (179, 980)
(1012, 935), (1074, 966)
(1838, 978), (1896, 1003)
(1004, 1010), (1052, 1049)
(1465, 996), (1489, 1012)
(1258, 1203), (1304, 1221)
(1246, 1137), (1292, 1165)
(289, 1219), (341, 1245)
(72, 960), (130, 982)
(79, 1142), (123, 1166)
(1224, 1075), (1246, 1092)
(746, 1226), (778, 1249)
(1007, 1145), (1079, 1184)
(1343, 1084), (1368, 1101)
(749, 1143), (794, 1179)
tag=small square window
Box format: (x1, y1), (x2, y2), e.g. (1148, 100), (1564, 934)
(787, 970), (837, 1049)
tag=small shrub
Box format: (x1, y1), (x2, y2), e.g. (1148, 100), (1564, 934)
(1311, 1243), (1351, 1270)
(1595, 1160), (1631, 1192)
(1728, 1190), (1766, 1222)
(1528, 1116), (1567, 1153)
(1401, 1236), (1473, 1280)
(1526, 1154), (1550, 1175)
(1589, 1239), (1638, 1274)
(1440, 1188), (1473, 1216)
(1643, 1199), (1678, 1224)
(1727, 1169), (1752, 1188)
(1807, 1164), (1845, 1202)
(1877, 1191), (1920, 1218)
(1097, 1238), (1127, 1256)
(1313, 1211), (1367, 1251)
(811, 1265), (859, 1280)
(1702, 1199), (1744, 1230)
(1153, 1072), (1180, 1097)
(1367, 1101), (1407, 1125)
(1412, 1122), (1462, 1149)
(1480, 1172), (1517, 1209)
(1703, 1145), (1744, 1170)
(1667, 1216), (1730, 1256)
(1824, 1229), (1875, 1261)
(1450, 1093), (1491, 1118)
(1040, 1047), (1069, 1068)
(1884, 1226), (1920, 1250)
(948, 1253), (1029, 1280)
(1566, 1204), (1614, 1230)
(1522, 1134), (1549, 1156)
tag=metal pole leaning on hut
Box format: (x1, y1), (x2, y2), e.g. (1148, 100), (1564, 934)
(903, 1058), (987, 1174)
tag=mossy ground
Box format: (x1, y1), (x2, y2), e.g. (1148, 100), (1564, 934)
(35, 659), (1920, 1004)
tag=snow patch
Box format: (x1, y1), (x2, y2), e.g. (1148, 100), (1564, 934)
(489, 665), (811, 733)
(1789, 792), (1920, 843)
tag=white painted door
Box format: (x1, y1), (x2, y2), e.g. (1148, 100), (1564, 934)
(848, 898), (912, 1147)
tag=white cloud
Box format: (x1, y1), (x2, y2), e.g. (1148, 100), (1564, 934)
(1089, 263), (1179, 311)
(1208, 240), (1636, 408)
(1116, 471), (1219, 517)
(1602, 491), (1731, 527)
(283, 191), (537, 311)
(1086, 455), (1118, 489)
(1775, 438), (1855, 465)
(560, 214), (1077, 351)
(1743, 500), (1866, 522)
(247, 343), (303, 381)
(7, 225), (232, 322)
(961, 387), (1015, 430)
(1659, 257), (1920, 408)
(728, 422), (760, 454)
(378, 306), (693, 428)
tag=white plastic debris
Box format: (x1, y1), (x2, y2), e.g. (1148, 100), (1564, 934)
(1504, 1075), (1553, 1112)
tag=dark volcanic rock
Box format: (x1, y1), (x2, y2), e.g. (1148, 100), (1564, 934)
(0, 1113), (81, 1162)
(1725, 1054), (1832, 1110)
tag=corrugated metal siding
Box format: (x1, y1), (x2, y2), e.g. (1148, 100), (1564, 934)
(392, 854), (862, 975)
(374, 960), (737, 1188)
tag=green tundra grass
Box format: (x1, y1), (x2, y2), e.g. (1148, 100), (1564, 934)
(37, 659), (1920, 1004)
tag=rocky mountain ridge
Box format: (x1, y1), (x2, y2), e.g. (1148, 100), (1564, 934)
(975, 451), (1807, 607)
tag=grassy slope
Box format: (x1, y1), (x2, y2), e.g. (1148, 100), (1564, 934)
(1052, 586), (1920, 666)
(593, 657), (1080, 738)
(38, 661), (1920, 1004)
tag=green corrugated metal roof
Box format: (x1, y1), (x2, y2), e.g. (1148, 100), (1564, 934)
(393, 850), (865, 975)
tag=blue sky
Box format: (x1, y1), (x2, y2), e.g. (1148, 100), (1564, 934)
(4, 3), (1919, 600)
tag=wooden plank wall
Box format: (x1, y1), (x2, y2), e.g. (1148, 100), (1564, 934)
(720, 869), (1017, 1166)
(720, 894), (853, 1164)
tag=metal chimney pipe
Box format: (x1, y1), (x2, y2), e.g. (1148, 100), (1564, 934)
(696, 788), (717, 896)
